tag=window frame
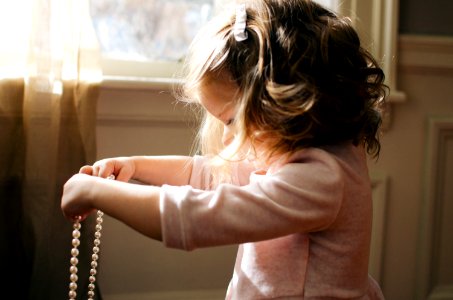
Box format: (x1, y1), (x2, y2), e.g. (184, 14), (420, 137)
(338, 0), (406, 103)
(100, 58), (183, 90)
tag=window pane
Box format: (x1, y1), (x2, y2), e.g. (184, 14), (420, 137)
(90, 0), (214, 62)
(313, 0), (339, 12)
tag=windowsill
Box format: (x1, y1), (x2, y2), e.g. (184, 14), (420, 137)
(388, 90), (406, 103)
(101, 75), (182, 91)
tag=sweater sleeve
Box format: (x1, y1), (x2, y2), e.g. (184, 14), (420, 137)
(160, 149), (344, 250)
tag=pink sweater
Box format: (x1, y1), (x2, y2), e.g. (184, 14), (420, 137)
(160, 143), (385, 299)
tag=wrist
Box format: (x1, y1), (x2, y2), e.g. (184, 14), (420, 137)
(89, 176), (107, 209)
(129, 156), (140, 180)
(90, 175), (121, 212)
(128, 155), (150, 182)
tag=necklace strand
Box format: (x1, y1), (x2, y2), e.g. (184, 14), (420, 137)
(68, 175), (112, 300)
(69, 210), (104, 300)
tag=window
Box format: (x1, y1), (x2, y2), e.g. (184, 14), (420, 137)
(91, 0), (340, 80)
(314, 0), (339, 12)
(92, 0), (404, 102)
(90, 0), (215, 79)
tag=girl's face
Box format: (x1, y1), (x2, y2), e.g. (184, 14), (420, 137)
(199, 77), (238, 146)
(198, 76), (279, 168)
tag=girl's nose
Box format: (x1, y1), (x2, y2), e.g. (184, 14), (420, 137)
(222, 125), (235, 146)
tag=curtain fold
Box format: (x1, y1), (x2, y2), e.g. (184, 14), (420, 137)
(0, 78), (28, 297)
(0, 0), (102, 298)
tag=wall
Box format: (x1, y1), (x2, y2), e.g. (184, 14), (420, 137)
(94, 38), (453, 300)
(396, 2), (453, 296)
(399, 0), (453, 36)
(369, 35), (453, 300)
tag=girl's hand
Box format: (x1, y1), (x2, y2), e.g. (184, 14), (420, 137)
(79, 157), (136, 182)
(61, 173), (99, 221)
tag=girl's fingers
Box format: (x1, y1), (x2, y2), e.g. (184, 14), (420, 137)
(91, 165), (99, 177)
(81, 159), (127, 179)
(98, 164), (114, 179)
(79, 165), (93, 175)
(67, 211), (91, 222)
(92, 159), (115, 178)
(115, 169), (131, 182)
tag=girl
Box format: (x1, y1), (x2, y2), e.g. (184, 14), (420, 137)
(61, 0), (387, 298)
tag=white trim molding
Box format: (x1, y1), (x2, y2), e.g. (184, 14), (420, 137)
(399, 35), (453, 76)
(101, 75), (182, 91)
(417, 117), (453, 300)
(338, 0), (406, 103)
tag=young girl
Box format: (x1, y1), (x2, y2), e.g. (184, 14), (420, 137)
(61, 0), (387, 298)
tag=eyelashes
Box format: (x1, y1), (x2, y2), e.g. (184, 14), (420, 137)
(225, 118), (235, 126)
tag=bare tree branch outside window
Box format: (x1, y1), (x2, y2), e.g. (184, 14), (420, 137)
(90, 0), (214, 62)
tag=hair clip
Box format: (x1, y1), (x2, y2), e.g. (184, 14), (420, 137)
(234, 4), (248, 42)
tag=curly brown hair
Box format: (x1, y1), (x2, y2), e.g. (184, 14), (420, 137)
(178, 0), (387, 165)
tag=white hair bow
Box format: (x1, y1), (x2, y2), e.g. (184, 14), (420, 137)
(234, 4), (248, 42)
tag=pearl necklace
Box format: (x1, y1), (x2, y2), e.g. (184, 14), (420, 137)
(68, 175), (113, 300)
(68, 210), (103, 300)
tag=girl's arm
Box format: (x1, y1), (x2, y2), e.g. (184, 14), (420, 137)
(61, 155), (198, 241)
(128, 155), (193, 186)
(61, 173), (162, 241)
(84, 155), (193, 186)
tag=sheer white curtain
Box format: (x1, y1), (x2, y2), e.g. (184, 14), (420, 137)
(0, 0), (102, 298)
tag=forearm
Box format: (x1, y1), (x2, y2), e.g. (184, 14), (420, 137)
(90, 177), (162, 240)
(130, 155), (193, 186)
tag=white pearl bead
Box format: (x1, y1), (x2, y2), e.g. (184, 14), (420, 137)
(94, 231), (101, 239)
(92, 253), (99, 261)
(69, 266), (77, 274)
(94, 238), (101, 246)
(95, 224), (102, 231)
(72, 238), (80, 247)
(88, 290), (95, 297)
(73, 222), (81, 230)
(92, 246), (99, 254)
(89, 275), (96, 283)
(70, 257), (78, 266)
(90, 268), (97, 276)
(70, 273), (78, 282)
(69, 282), (77, 290)
(71, 248), (79, 256)
(68, 290), (76, 298)
(91, 261), (98, 268)
(72, 230), (81, 239)
(88, 283), (95, 290)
